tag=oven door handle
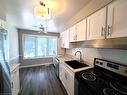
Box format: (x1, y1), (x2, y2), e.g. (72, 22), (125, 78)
(55, 58), (59, 63)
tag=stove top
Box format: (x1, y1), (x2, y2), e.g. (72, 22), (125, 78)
(75, 58), (127, 95)
(110, 82), (127, 95)
(82, 73), (96, 81)
(103, 88), (121, 95)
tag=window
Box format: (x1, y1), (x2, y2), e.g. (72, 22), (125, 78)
(23, 35), (57, 59)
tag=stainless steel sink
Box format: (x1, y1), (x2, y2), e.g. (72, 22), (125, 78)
(65, 60), (88, 69)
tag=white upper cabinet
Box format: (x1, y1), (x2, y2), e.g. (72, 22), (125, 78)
(64, 29), (70, 48)
(60, 32), (65, 48)
(69, 25), (76, 42)
(87, 0), (127, 40)
(107, 0), (127, 38)
(60, 29), (71, 48)
(0, 19), (7, 29)
(69, 19), (87, 42)
(87, 7), (107, 40)
(76, 19), (87, 41)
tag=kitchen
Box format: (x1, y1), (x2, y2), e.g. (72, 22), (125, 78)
(0, 0), (127, 95)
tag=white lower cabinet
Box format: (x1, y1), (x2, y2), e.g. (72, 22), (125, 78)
(59, 62), (74, 95)
(10, 65), (20, 95)
(64, 66), (74, 95)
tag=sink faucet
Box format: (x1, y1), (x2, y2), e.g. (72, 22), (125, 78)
(75, 51), (82, 62)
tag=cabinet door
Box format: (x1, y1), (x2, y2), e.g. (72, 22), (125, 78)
(64, 29), (69, 48)
(62, 66), (68, 90)
(69, 25), (76, 42)
(0, 19), (4, 28)
(2, 21), (7, 29)
(87, 7), (107, 40)
(59, 63), (66, 88)
(76, 19), (87, 41)
(0, 19), (7, 29)
(65, 67), (74, 95)
(59, 63), (67, 89)
(11, 67), (20, 95)
(60, 32), (65, 48)
(59, 63), (63, 80)
(15, 67), (19, 94)
(107, 0), (127, 38)
(60, 30), (70, 48)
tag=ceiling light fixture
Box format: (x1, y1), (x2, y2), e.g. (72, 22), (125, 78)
(34, 1), (51, 20)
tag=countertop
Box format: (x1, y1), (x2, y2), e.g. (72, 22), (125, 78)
(56, 55), (93, 73)
(9, 63), (19, 72)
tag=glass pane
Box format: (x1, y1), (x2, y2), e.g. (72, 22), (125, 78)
(24, 36), (36, 58)
(23, 35), (57, 58)
(48, 38), (57, 56)
(37, 37), (47, 57)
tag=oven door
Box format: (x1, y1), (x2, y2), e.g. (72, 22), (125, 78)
(75, 78), (97, 95)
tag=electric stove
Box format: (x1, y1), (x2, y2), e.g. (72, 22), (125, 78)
(75, 58), (127, 95)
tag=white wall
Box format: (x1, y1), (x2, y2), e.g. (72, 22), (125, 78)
(8, 24), (19, 63)
(6, 14), (19, 64)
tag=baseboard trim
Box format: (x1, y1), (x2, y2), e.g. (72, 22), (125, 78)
(19, 63), (53, 69)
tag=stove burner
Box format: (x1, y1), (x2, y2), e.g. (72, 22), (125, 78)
(82, 73), (96, 81)
(103, 88), (120, 95)
(110, 82), (127, 95)
(91, 70), (102, 76)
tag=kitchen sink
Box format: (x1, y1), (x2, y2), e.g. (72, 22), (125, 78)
(65, 60), (88, 69)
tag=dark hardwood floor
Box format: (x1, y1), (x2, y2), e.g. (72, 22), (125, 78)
(18, 65), (68, 95)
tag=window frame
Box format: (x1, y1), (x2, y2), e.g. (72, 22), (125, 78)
(22, 34), (57, 59)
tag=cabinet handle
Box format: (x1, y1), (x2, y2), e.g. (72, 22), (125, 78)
(13, 70), (17, 74)
(65, 73), (68, 80)
(101, 27), (104, 37)
(63, 43), (65, 47)
(73, 36), (75, 40)
(74, 35), (76, 40)
(107, 25), (112, 36)
(74, 35), (77, 40)
(11, 82), (13, 88)
(76, 35), (77, 40)
(101, 27), (106, 38)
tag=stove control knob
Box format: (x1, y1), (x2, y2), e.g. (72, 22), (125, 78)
(96, 61), (99, 64)
(125, 70), (127, 74)
(100, 62), (103, 65)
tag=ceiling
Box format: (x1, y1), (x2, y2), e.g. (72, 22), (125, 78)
(0, 0), (90, 32)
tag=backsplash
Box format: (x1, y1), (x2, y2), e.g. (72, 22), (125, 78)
(66, 43), (127, 66)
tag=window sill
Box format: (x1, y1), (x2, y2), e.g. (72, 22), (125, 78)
(23, 56), (53, 60)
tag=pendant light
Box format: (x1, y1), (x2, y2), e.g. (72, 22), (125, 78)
(34, 1), (51, 20)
